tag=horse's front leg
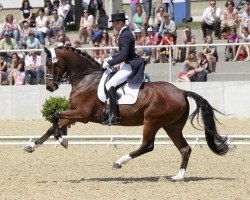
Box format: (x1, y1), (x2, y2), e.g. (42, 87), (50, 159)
(24, 126), (54, 153)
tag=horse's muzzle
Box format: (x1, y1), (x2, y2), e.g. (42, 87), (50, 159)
(46, 84), (58, 92)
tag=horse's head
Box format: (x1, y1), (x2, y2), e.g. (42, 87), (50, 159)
(44, 47), (67, 92)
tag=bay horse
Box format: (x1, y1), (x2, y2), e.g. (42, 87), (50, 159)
(24, 46), (228, 181)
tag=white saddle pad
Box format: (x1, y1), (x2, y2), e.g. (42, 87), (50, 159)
(97, 69), (142, 104)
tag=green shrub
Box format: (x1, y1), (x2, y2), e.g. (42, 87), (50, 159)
(41, 96), (69, 122)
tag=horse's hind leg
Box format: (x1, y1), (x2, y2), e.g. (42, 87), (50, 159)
(163, 125), (192, 181)
(113, 122), (159, 169)
(24, 126), (54, 153)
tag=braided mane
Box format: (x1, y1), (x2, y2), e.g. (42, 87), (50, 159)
(57, 46), (102, 69)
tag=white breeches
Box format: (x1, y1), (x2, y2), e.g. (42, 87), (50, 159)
(105, 64), (132, 90)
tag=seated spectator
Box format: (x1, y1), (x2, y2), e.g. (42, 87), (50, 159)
(178, 25), (196, 62)
(26, 31), (41, 49)
(221, 0), (238, 30)
(158, 12), (177, 44)
(47, 9), (64, 45)
(132, 4), (147, 34)
(0, 14), (19, 43)
(134, 28), (145, 57)
(44, 0), (54, 16)
(24, 52), (44, 85)
(7, 53), (24, 85)
(110, 30), (119, 56)
(56, 30), (71, 46)
(92, 42), (102, 64)
(79, 9), (95, 44)
(0, 56), (8, 85)
(233, 27), (250, 61)
(193, 52), (209, 82)
(203, 35), (218, 72)
(154, 6), (164, 32)
(240, 3), (250, 35)
(20, 0), (33, 23)
(201, 0), (221, 40)
(92, 26), (102, 43)
(99, 29), (112, 58)
(226, 27), (239, 60)
(97, 8), (109, 29)
(74, 40), (81, 48)
(53, 0), (60, 10)
(221, 26), (231, 40)
(0, 31), (19, 51)
(18, 20), (34, 49)
(144, 26), (157, 62)
(57, 0), (70, 20)
(178, 53), (198, 82)
(35, 8), (48, 45)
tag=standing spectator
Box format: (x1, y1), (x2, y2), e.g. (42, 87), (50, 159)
(7, 53), (24, 85)
(221, 0), (238, 30)
(18, 20), (34, 49)
(203, 35), (218, 72)
(88, 0), (98, 19)
(162, 0), (174, 20)
(97, 8), (109, 29)
(233, 28), (250, 61)
(79, 9), (95, 44)
(47, 9), (64, 45)
(158, 12), (177, 44)
(35, 8), (48, 45)
(0, 14), (19, 43)
(154, 6), (165, 32)
(0, 31), (18, 50)
(132, 4), (147, 34)
(82, 0), (90, 10)
(0, 56), (8, 85)
(58, 0), (70, 20)
(240, 3), (250, 35)
(44, 0), (54, 16)
(201, 0), (221, 40)
(20, 0), (33, 23)
(26, 32), (41, 49)
(130, 0), (140, 21)
(142, 0), (152, 23)
(24, 52), (44, 85)
(53, 0), (60, 10)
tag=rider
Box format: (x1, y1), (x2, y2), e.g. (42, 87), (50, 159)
(102, 12), (145, 125)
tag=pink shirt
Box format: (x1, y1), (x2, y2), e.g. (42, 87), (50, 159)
(224, 8), (238, 21)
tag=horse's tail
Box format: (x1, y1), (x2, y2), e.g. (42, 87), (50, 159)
(185, 91), (229, 156)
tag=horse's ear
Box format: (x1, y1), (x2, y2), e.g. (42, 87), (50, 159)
(44, 47), (51, 58)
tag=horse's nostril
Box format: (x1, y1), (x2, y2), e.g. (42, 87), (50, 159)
(46, 86), (53, 92)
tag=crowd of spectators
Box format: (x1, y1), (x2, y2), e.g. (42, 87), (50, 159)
(0, 0), (250, 85)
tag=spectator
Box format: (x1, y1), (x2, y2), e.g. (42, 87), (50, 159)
(99, 29), (112, 58)
(226, 27), (239, 60)
(53, 0), (60, 10)
(0, 56), (8, 85)
(88, 0), (102, 20)
(7, 53), (24, 85)
(134, 28), (145, 57)
(47, 9), (64, 45)
(0, 31), (18, 51)
(26, 32), (41, 49)
(56, 30), (71, 46)
(142, 0), (152, 23)
(221, 0), (238, 30)
(79, 9), (95, 44)
(24, 52), (44, 85)
(158, 12), (177, 44)
(18, 20), (34, 49)
(201, 0), (221, 40)
(130, 0), (140, 20)
(92, 41), (102, 64)
(74, 40), (81, 48)
(20, 0), (33, 22)
(110, 30), (119, 56)
(82, 0), (90, 11)
(0, 2), (3, 10)
(154, 6), (165, 32)
(58, 0), (70, 20)
(44, 0), (54, 16)
(178, 53), (198, 82)
(194, 52), (209, 81)
(35, 8), (48, 45)
(203, 35), (218, 72)
(162, 0), (174, 20)
(233, 27), (250, 61)
(240, 3), (250, 35)
(132, 4), (147, 34)
(144, 26), (157, 62)
(97, 8), (109, 29)
(221, 26), (231, 40)
(0, 14), (19, 43)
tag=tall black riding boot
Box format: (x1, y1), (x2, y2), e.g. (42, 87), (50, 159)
(102, 86), (120, 125)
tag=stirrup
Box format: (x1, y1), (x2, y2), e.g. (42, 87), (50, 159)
(102, 114), (120, 126)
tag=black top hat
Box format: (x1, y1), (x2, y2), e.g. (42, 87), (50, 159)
(110, 12), (128, 22)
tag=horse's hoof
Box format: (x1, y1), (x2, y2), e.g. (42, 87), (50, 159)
(24, 146), (35, 153)
(61, 139), (68, 149)
(112, 163), (122, 169)
(170, 175), (184, 181)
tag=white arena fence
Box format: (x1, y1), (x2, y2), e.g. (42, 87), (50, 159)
(0, 135), (250, 147)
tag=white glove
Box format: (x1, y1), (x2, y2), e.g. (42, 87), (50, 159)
(103, 56), (112, 62)
(102, 60), (110, 69)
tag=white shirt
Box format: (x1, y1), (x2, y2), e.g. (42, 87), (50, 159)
(202, 6), (221, 24)
(58, 3), (70, 19)
(25, 55), (43, 70)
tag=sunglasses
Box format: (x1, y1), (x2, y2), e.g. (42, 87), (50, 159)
(210, 3), (216, 5)
(83, 11), (88, 13)
(159, 9), (164, 11)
